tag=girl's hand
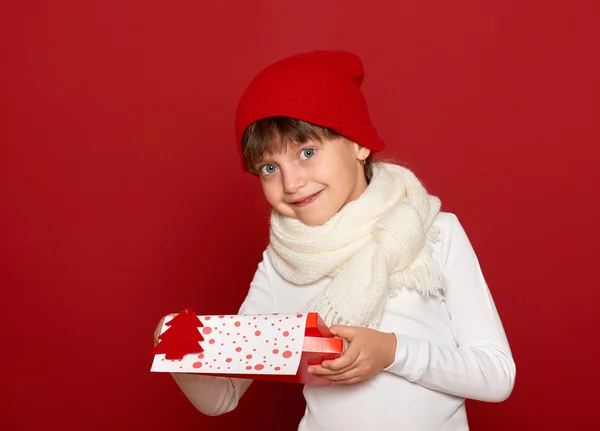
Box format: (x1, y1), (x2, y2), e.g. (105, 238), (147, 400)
(153, 313), (177, 346)
(308, 325), (397, 384)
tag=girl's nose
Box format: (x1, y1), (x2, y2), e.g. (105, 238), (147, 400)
(282, 165), (306, 194)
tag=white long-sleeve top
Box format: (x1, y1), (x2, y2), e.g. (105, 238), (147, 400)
(172, 212), (516, 430)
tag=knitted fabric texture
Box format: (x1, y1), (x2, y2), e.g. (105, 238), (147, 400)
(267, 163), (445, 329)
(235, 51), (385, 164)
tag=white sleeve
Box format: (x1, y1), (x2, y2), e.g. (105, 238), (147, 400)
(384, 214), (516, 402)
(171, 251), (276, 415)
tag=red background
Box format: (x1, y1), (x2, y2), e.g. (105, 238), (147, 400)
(1, 1), (598, 429)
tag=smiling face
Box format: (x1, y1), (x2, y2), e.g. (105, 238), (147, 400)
(254, 136), (370, 226)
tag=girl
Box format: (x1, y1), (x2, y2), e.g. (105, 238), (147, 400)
(156, 51), (515, 430)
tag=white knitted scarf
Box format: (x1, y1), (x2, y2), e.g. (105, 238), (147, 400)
(266, 162), (445, 329)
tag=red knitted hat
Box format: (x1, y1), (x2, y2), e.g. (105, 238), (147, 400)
(235, 50), (385, 158)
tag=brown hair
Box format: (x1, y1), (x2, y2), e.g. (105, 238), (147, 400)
(241, 117), (373, 182)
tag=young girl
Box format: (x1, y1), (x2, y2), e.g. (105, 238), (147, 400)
(156, 51), (515, 430)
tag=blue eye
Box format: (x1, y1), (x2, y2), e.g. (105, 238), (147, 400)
(300, 148), (315, 160)
(259, 164), (278, 176)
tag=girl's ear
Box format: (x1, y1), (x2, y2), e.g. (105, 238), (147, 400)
(355, 144), (371, 162)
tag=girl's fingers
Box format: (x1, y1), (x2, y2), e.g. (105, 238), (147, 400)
(310, 359), (358, 376)
(154, 313), (178, 345)
(320, 343), (361, 371)
(322, 368), (362, 382)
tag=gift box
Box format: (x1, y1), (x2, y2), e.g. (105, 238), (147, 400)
(150, 309), (344, 386)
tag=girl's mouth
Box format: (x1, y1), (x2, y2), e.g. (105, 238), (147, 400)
(292, 190), (323, 207)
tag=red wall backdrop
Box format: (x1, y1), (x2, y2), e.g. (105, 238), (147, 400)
(1, 1), (598, 429)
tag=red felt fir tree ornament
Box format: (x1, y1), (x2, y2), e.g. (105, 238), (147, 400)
(152, 308), (204, 360)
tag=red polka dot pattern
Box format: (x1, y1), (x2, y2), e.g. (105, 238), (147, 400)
(151, 313), (309, 375)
